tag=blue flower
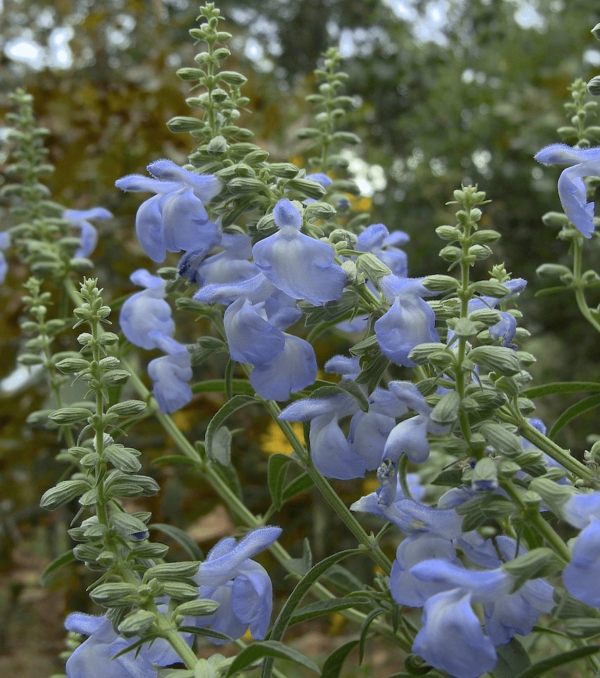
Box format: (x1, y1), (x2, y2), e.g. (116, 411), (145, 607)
(192, 527), (281, 643)
(119, 270), (174, 350)
(0, 231), (10, 284)
(65, 612), (186, 678)
(563, 517), (600, 607)
(147, 333), (193, 414)
(356, 223), (409, 278)
(412, 589), (498, 678)
(374, 275), (439, 366)
(468, 278), (526, 347)
(181, 233), (257, 285)
(390, 534), (459, 607)
(115, 159), (222, 262)
(63, 207), (112, 258)
(252, 198), (347, 305)
(534, 144), (600, 238)
(249, 332), (317, 401)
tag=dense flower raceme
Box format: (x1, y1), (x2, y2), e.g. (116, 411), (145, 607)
(115, 159), (222, 262)
(354, 464), (554, 678)
(119, 269), (192, 412)
(64, 610), (188, 678)
(534, 143), (600, 238)
(63, 207), (113, 259)
(374, 275), (440, 367)
(190, 527), (282, 643)
(64, 528), (280, 677)
(279, 359), (442, 479)
(0, 231), (10, 283)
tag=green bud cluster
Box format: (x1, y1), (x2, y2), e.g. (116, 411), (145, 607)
(2, 90), (93, 279)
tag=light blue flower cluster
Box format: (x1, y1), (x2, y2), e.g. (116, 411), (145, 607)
(64, 528), (280, 678)
(120, 269), (191, 413)
(280, 359), (444, 479)
(353, 465), (555, 678)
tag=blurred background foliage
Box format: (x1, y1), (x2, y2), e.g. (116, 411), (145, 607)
(2, 0), (600, 674)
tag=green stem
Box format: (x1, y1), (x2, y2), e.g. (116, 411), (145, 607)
(503, 415), (595, 482)
(572, 239), (600, 334)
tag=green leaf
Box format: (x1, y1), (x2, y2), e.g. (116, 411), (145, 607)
(268, 453), (293, 510)
(321, 640), (359, 678)
(209, 459), (244, 502)
(148, 523), (204, 560)
(281, 472), (314, 503)
(309, 379), (369, 412)
(211, 426), (233, 466)
(493, 638), (531, 678)
(191, 379), (254, 395)
(288, 596), (370, 626)
(226, 640), (320, 677)
(514, 645), (600, 678)
(522, 382), (600, 398)
(358, 608), (386, 663)
(177, 626), (232, 643)
(548, 394), (600, 439)
(268, 549), (363, 649)
(41, 550), (76, 587)
(205, 395), (257, 463)
(152, 455), (197, 466)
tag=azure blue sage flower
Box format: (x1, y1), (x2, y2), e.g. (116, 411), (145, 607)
(412, 589), (497, 678)
(192, 527), (282, 643)
(374, 275), (439, 366)
(534, 143), (600, 238)
(252, 198), (347, 305)
(63, 207), (112, 258)
(0, 231), (10, 283)
(562, 517), (600, 607)
(147, 332), (193, 414)
(65, 612), (186, 678)
(115, 159), (222, 261)
(119, 269), (174, 350)
(356, 223), (409, 278)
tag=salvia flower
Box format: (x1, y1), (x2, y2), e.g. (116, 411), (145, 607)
(147, 332), (193, 414)
(412, 589), (497, 678)
(252, 198), (347, 305)
(64, 612), (186, 678)
(63, 207), (113, 259)
(374, 275), (439, 366)
(468, 278), (527, 347)
(192, 527), (282, 643)
(534, 143), (600, 238)
(119, 269), (174, 350)
(115, 159), (222, 262)
(562, 517), (600, 607)
(0, 231), (10, 284)
(356, 223), (409, 278)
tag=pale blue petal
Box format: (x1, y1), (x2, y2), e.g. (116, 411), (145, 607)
(135, 194), (167, 262)
(375, 295), (439, 367)
(249, 333), (317, 401)
(390, 534), (459, 607)
(252, 228), (346, 305)
(224, 298), (285, 365)
(279, 393), (356, 422)
(196, 527), (282, 587)
(562, 492), (600, 529)
(161, 188), (219, 253)
(305, 173), (333, 189)
(147, 346), (193, 414)
(324, 355), (361, 377)
(410, 559), (512, 603)
(120, 291), (174, 350)
(115, 174), (179, 194)
(413, 590), (497, 678)
(534, 143), (600, 166)
(307, 411), (368, 479)
(147, 159), (222, 201)
(348, 410), (396, 470)
(273, 198), (302, 229)
(558, 165), (595, 238)
(194, 273), (275, 305)
(383, 415), (430, 464)
(563, 517), (600, 607)
(64, 207), (112, 222)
